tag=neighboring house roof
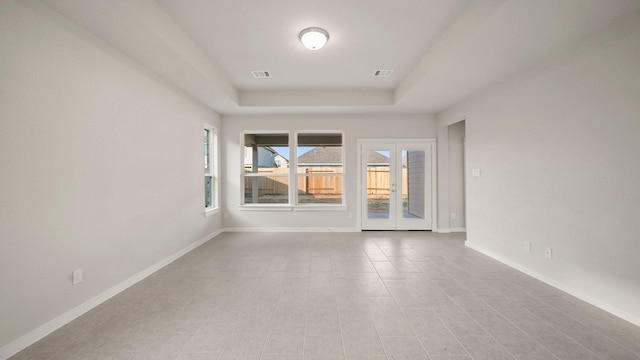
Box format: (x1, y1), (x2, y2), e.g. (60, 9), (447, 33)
(298, 147), (341, 164)
(297, 147), (390, 165)
(366, 151), (390, 164)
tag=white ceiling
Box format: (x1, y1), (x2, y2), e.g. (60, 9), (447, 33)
(155, 0), (469, 91)
(41, 0), (640, 115)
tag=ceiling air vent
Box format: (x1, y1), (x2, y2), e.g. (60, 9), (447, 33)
(373, 69), (393, 78)
(251, 70), (271, 79)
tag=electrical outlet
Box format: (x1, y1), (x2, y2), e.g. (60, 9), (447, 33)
(544, 247), (552, 259)
(451, 212), (457, 220)
(72, 268), (83, 285)
(524, 241), (531, 252)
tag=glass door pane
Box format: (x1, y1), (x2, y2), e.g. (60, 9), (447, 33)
(366, 150), (391, 219)
(396, 144), (432, 230)
(402, 150), (426, 219)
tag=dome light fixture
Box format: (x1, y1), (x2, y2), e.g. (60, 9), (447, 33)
(299, 27), (329, 50)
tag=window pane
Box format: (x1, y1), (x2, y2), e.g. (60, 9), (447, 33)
(297, 133), (342, 173)
(244, 133), (289, 173)
(244, 176), (289, 204)
(297, 133), (343, 205)
(205, 176), (212, 208)
(204, 129), (210, 172)
(297, 175), (342, 204)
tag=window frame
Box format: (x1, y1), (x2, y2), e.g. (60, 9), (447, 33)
(204, 124), (219, 216)
(239, 129), (346, 211)
(294, 130), (345, 209)
(240, 130), (292, 209)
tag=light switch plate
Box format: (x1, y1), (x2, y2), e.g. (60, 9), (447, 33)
(72, 268), (83, 285)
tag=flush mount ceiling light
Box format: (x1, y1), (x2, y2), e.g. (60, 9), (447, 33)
(299, 27), (329, 50)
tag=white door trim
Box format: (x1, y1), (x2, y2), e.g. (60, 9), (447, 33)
(356, 138), (437, 231)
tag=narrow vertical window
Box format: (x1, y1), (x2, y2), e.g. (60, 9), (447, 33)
(204, 126), (218, 214)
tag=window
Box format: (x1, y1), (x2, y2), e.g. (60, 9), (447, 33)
(241, 130), (344, 209)
(204, 126), (218, 214)
(296, 132), (343, 205)
(242, 132), (290, 204)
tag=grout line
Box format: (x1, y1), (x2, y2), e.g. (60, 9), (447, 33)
(429, 269), (562, 360)
(256, 266), (284, 360)
(410, 275), (474, 359)
(533, 293), (640, 358)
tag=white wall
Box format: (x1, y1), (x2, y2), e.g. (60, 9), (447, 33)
(435, 120), (466, 233)
(0, 1), (222, 353)
(221, 115), (436, 230)
(436, 125), (451, 232)
(437, 12), (640, 324)
(448, 121), (465, 231)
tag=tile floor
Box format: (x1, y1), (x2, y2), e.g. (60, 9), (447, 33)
(11, 232), (640, 360)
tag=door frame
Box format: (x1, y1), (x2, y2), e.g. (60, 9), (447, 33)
(356, 138), (437, 231)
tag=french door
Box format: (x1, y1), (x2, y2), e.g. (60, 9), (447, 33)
(361, 142), (433, 230)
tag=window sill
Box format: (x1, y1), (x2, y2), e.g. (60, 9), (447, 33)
(239, 205), (293, 212)
(295, 205), (347, 212)
(204, 207), (220, 217)
(238, 204), (346, 212)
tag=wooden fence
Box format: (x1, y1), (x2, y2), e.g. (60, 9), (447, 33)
(244, 167), (407, 196)
(299, 168), (343, 194)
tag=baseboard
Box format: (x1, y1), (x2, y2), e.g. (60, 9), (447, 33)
(465, 241), (640, 328)
(434, 228), (466, 233)
(222, 227), (361, 233)
(0, 229), (223, 360)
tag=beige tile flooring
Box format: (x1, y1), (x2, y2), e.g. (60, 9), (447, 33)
(11, 232), (640, 360)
